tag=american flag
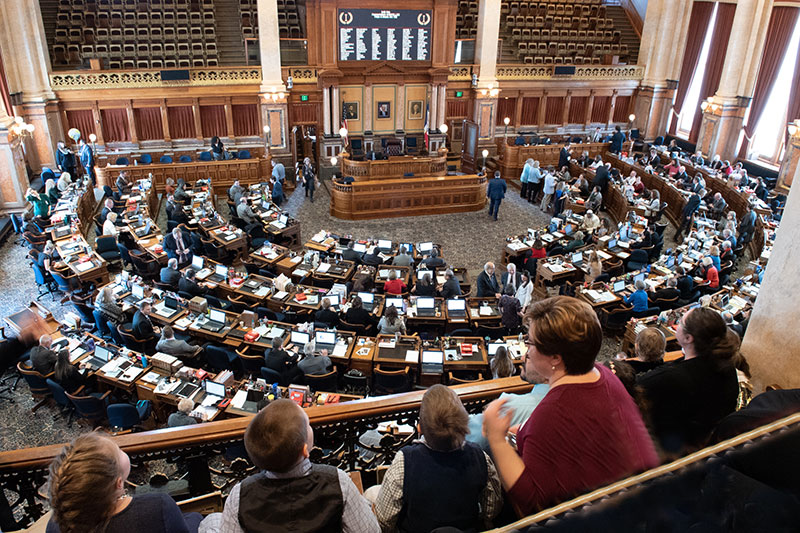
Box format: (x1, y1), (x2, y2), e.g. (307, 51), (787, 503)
(341, 117), (348, 146)
(423, 103), (430, 150)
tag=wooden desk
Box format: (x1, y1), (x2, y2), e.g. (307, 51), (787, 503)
(374, 265), (411, 290)
(442, 337), (489, 374)
(373, 335), (422, 372)
(249, 243), (289, 270)
(342, 154), (447, 180)
(54, 238), (109, 286)
(330, 174), (488, 220)
(466, 297), (502, 326)
(499, 142), (609, 179)
(350, 337), (377, 375)
(96, 157), (270, 195)
(4, 302), (60, 339)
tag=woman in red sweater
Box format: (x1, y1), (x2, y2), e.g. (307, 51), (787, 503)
(383, 270), (407, 295)
(483, 296), (659, 516)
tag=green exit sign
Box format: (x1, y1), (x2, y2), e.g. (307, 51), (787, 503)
(301, 94), (309, 101)
(455, 91), (463, 98)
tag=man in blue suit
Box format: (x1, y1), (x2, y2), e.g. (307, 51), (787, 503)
(486, 171), (507, 221)
(78, 139), (95, 185)
(271, 177), (285, 206)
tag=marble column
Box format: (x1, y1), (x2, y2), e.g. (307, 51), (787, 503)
(396, 84), (405, 133)
(0, 0), (61, 171)
(437, 84), (447, 131)
(474, 0), (501, 86)
(257, 0), (286, 93)
(0, 106), (30, 210)
(696, 98), (750, 161)
(429, 85), (439, 131)
(332, 86), (340, 133)
(741, 142), (800, 391)
(322, 86), (331, 135)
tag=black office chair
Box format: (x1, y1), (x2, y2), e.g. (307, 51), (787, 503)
(96, 236), (122, 267)
(18, 362), (53, 411)
(477, 324), (505, 340)
(449, 328), (475, 337)
(626, 249), (650, 272)
(261, 366), (282, 384)
(204, 345), (241, 374)
(373, 366), (411, 396)
(600, 304), (633, 337)
(237, 348), (265, 376)
(107, 402), (151, 433)
(304, 369), (338, 393)
(342, 370), (368, 396)
(118, 324), (149, 352)
(93, 309), (112, 338)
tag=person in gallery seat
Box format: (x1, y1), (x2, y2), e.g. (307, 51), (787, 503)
(209, 399), (379, 532)
(482, 296), (658, 516)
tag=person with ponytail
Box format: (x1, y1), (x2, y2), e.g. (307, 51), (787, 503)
(637, 307), (742, 457)
(46, 433), (201, 533)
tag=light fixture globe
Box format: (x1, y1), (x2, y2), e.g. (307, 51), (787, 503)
(331, 156), (338, 165)
(439, 124), (448, 134)
(482, 149), (489, 158)
(339, 127), (348, 137)
(504, 117), (511, 125)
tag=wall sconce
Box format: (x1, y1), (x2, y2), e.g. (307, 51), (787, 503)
(628, 114), (636, 122)
(710, 103), (719, 112)
(480, 83), (500, 97)
(265, 86), (286, 102)
(330, 156), (338, 166)
(700, 100), (709, 112)
(503, 116), (510, 137)
(789, 119), (800, 138)
(286, 76), (294, 89)
(439, 123), (449, 150)
(10, 116), (35, 140)
(482, 148), (489, 171)
(339, 127), (348, 150)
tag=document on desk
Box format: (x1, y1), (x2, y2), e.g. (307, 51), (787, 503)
(405, 350), (420, 363)
(272, 291), (288, 300)
(317, 263), (331, 273)
(264, 327), (285, 339)
(479, 306), (493, 316)
(290, 256), (302, 264)
(378, 339), (396, 349)
(332, 343), (348, 358)
(254, 286), (270, 297)
(378, 269), (390, 278)
(141, 371), (161, 385)
(174, 316), (193, 329)
(74, 261), (95, 273)
(469, 309), (480, 319)
(231, 390), (248, 409)
(546, 263), (565, 273)
(69, 347), (86, 362)
(119, 367), (141, 382)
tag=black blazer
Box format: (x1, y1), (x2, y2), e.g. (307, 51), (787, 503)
(314, 308), (340, 328)
(163, 233), (190, 259)
(558, 147), (570, 169)
(342, 249), (363, 263)
(345, 307), (375, 327)
(362, 253), (382, 266)
(160, 267), (181, 287)
(264, 349), (297, 373)
(178, 277), (206, 297)
(476, 271), (500, 297)
(440, 277), (462, 299)
(132, 310), (155, 340)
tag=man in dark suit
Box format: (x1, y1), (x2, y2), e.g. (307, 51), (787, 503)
(558, 144), (572, 170)
(652, 277), (681, 308)
(160, 258), (181, 288)
(675, 190), (703, 240)
(592, 163), (610, 209)
(738, 207), (757, 246)
(178, 269), (207, 297)
(476, 262), (500, 298)
(439, 270), (462, 299)
(30, 334), (57, 375)
(500, 264), (523, 293)
(362, 246), (383, 266)
(163, 227), (192, 267)
(115, 171), (132, 194)
(79, 139), (95, 185)
(610, 126), (625, 153)
(487, 171), (507, 221)
(421, 248), (445, 268)
(133, 301), (159, 349)
(342, 241), (363, 263)
(314, 297), (340, 328)
(263, 336), (302, 386)
(344, 296), (377, 330)
(100, 198), (115, 224)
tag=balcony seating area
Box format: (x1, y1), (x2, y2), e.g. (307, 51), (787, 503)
(239, 0), (304, 39)
(49, 0), (219, 69)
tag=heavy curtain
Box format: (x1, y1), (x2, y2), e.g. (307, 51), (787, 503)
(200, 105), (226, 138)
(520, 97), (540, 125)
(544, 97), (564, 124)
(134, 107), (164, 141)
(65, 110), (95, 139)
(591, 96), (611, 123)
(568, 97), (588, 124)
(167, 106), (196, 139)
(738, 7), (800, 157)
(613, 96), (632, 123)
(496, 97), (517, 126)
(232, 104), (260, 136)
(669, 1), (715, 135)
(689, 2), (737, 142)
(100, 108), (129, 142)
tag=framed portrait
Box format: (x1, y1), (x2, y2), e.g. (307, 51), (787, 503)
(342, 101), (359, 121)
(408, 100), (424, 120)
(377, 101), (391, 119)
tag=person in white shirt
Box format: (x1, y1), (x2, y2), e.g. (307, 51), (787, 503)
(515, 272), (533, 311)
(540, 168), (557, 212)
(582, 210), (601, 232)
(102, 211), (119, 237)
(57, 171), (73, 192)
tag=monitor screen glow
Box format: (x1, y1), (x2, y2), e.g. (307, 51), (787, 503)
(205, 380), (226, 398)
(209, 309), (226, 324)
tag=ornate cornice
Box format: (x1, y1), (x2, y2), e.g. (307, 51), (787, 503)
(50, 67), (263, 90)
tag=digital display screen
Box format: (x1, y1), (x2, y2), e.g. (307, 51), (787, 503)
(205, 380), (225, 398)
(338, 9), (432, 61)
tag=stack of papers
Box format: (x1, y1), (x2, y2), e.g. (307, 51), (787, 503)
(405, 350), (420, 362)
(479, 306), (493, 316)
(231, 390), (248, 409)
(378, 339), (397, 349)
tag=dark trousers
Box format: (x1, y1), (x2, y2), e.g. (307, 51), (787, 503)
(488, 198), (501, 219)
(520, 182), (528, 198)
(528, 181), (542, 203)
(675, 215), (692, 240)
(305, 184), (314, 201)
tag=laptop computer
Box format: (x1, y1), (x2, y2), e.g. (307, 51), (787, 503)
(83, 344), (115, 370)
(289, 330), (310, 350)
(633, 272), (646, 284)
(155, 296), (181, 318)
(421, 350), (444, 374)
(377, 239), (392, 252)
(123, 283), (146, 306)
(487, 342), (506, 356)
(326, 294), (340, 310)
(191, 255), (204, 271)
(204, 380), (226, 401)
(571, 252), (583, 266)
(353, 242), (367, 254)
(357, 292), (374, 311)
(446, 299), (466, 318)
(607, 238), (621, 253)
(315, 330), (336, 352)
(665, 256), (675, 269)
(612, 280), (626, 293)
(202, 308), (228, 332)
(416, 297), (436, 317)
(134, 219), (153, 238)
(385, 297), (404, 312)
(418, 242), (433, 254)
(206, 264), (228, 283)
(175, 381), (200, 399)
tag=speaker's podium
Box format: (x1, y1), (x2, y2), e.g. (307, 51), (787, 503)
(330, 148), (488, 220)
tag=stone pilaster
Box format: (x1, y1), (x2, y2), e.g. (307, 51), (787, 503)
(474, 0), (501, 86)
(695, 98), (750, 161)
(257, 0), (286, 93)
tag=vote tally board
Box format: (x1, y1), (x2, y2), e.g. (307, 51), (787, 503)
(338, 9), (432, 61)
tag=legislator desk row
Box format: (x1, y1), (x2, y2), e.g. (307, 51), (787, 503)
(95, 155), (273, 195)
(221, 182), (302, 248)
(339, 151), (449, 180)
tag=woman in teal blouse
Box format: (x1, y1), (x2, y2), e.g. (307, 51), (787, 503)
(26, 188), (52, 218)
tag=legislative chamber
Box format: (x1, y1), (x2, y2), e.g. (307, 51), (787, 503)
(0, 0), (799, 531)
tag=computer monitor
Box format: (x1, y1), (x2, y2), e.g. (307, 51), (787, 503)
(446, 299), (466, 311)
(613, 280), (626, 292)
(209, 309), (226, 324)
(279, 214), (288, 225)
(261, 199), (271, 209)
(399, 243), (412, 254)
(571, 252), (583, 264)
(191, 255), (204, 270)
(204, 380), (226, 398)
(164, 296), (178, 310)
(357, 292), (374, 304)
(326, 294), (340, 307)
(487, 342), (505, 356)
(634, 272), (646, 284)
(607, 238), (617, 250)
(315, 331), (336, 346)
(666, 256), (675, 268)
(131, 283), (144, 300)
(214, 264), (228, 277)
(385, 297), (404, 310)
(422, 350), (444, 363)
(619, 224), (629, 241)
(94, 345), (112, 363)
(353, 242), (367, 253)
(418, 242), (433, 253)
(677, 252), (684, 264)
(564, 224), (575, 236)
(290, 331), (310, 346)
(378, 239), (392, 250)
(416, 297), (435, 309)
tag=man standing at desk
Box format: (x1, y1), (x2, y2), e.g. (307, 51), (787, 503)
(558, 144), (572, 170)
(487, 171), (507, 221)
(610, 126), (625, 154)
(271, 159), (285, 183)
(164, 227), (192, 267)
(476, 262), (500, 298)
(78, 139), (94, 185)
(675, 189), (704, 241)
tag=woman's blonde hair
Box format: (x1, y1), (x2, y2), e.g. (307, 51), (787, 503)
(48, 433), (123, 533)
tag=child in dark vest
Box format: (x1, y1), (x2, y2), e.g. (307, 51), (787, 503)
(369, 384), (503, 532)
(210, 399), (379, 533)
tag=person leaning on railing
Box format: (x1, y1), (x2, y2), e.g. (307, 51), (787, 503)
(482, 296), (659, 517)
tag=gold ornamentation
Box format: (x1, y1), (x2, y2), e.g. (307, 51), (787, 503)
(448, 66), (472, 81)
(495, 65), (644, 80)
(285, 68), (318, 83)
(50, 67), (263, 90)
